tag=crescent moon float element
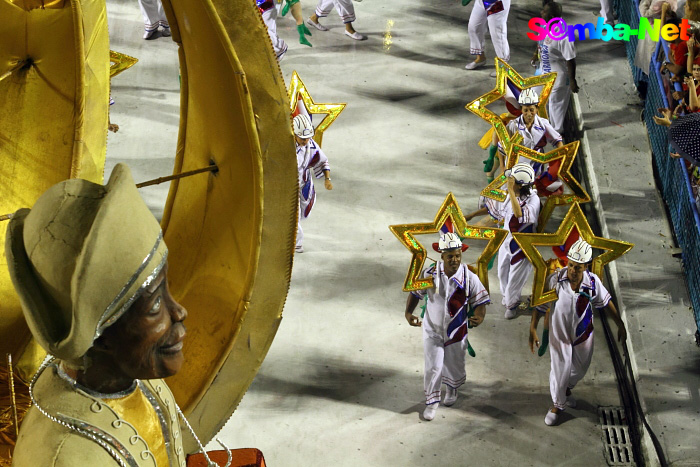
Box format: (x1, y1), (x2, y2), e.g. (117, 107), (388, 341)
(0, 0), (297, 459)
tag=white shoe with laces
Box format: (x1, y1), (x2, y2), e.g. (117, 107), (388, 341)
(423, 404), (438, 421)
(504, 307), (517, 319)
(489, 70), (498, 78)
(443, 387), (458, 407)
(295, 245), (304, 253)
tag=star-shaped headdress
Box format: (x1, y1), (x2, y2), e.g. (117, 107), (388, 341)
(512, 203), (633, 306)
(389, 193), (508, 293)
(288, 71), (346, 147)
(465, 59), (557, 157)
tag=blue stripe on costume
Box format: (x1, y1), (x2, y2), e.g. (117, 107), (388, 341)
(447, 306), (468, 337)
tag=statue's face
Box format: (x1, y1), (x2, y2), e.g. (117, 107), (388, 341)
(99, 263), (187, 380)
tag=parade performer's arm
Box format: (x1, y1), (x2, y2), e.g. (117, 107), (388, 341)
(604, 301), (627, 343)
(529, 305), (548, 353)
(507, 176), (523, 218)
(404, 293), (422, 326)
(322, 169), (333, 190)
(465, 207), (489, 221)
(311, 142), (333, 189)
(468, 303), (486, 327)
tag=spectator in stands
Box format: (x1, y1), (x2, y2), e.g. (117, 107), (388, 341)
(660, 17), (691, 77)
(635, 0), (678, 74)
(681, 0), (700, 30)
(686, 33), (700, 73)
(684, 75), (700, 110)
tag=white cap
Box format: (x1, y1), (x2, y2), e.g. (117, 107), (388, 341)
(293, 114), (314, 138)
(438, 233), (463, 251)
(518, 88), (539, 105)
(504, 163), (536, 185)
(567, 239), (592, 263)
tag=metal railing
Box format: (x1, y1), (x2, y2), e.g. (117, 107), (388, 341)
(614, 0), (700, 338)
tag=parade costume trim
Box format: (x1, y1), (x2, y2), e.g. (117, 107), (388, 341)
(466, 59), (557, 157)
(512, 203), (634, 306)
(389, 192), (508, 293)
(288, 71), (347, 147)
(109, 51), (139, 79)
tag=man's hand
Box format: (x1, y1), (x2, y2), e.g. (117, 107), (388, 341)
(405, 311), (421, 327)
(688, 36), (696, 49)
(108, 123), (120, 133)
(570, 78), (579, 93)
(468, 314), (484, 328)
(530, 52), (540, 68)
(529, 327), (539, 354)
(506, 175), (516, 191)
(324, 179), (333, 190)
(617, 323), (627, 343)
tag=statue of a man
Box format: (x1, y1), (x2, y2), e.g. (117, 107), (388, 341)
(6, 164), (190, 466)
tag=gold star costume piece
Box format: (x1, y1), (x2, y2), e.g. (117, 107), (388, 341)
(389, 193), (508, 293)
(109, 51), (139, 79)
(512, 203), (634, 307)
(465, 58), (558, 157)
(479, 141), (590, 231)
(288, 70), (346, 147)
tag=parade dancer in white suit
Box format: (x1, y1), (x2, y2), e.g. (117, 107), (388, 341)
(533, 1), (579, 133)
(529, 240), (627, 426)
(466, 164), (540, 319)
(404, 233), (490, 421)
(504, 88), (565, 196)
(294, 114), (332, 253)
(465, 0), (511, 77)
(138, 0), (170, 39)
(258, 0), (289, 60)
(307, 0), (366, 40)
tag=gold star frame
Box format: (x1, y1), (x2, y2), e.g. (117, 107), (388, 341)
(110, 50), (138, 79)
(512, 203), (634, 306)
(466, 58), (557, 156)
(389, 193), (508, 293)
(288, 71), (346, 147)
(479, 141), (590, 232)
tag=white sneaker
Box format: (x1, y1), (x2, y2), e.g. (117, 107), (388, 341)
(489, 70), (498, 78)
(504, 307), (517, 319)
(423, 404), (438, 421)
(344, 30), (366, 40)
(143, 28), (158, 40)
(444, 387), (458, 407)
(295, 245), (304, 253)
(465, 60), (486, 70)
(160, 26), (171, 37)
(277, 43), (289, 62)
(566, 395), (577, 408)
(306, 18), (328, 31)
(544, 409), (559, 426)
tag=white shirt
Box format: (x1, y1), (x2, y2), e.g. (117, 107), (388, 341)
(539, 36), (576, 75)
(546, 269), (611, 344)
(506, 114), (562, 152)
(412, 263), (490, 345)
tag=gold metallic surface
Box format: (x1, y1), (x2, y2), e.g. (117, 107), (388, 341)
(109, 50), (138, 79)
(0, 0), (109, 397)
(389, 193), (508, 293)
(159, 0), (297, 451)
(512, 203), (634, 307)
(466, 58), (557, 157)
(288, 71), (346, 147)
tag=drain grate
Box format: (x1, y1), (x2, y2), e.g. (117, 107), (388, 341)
(598, 406), (635, 466)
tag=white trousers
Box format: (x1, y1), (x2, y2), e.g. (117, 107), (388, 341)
(467, 0), (511, 61)
(497, 241), (533, 311)
(423, 330), (467, 405)
(549, 333), (594, 409)
(600, 0), (615, 24)
(315, 0), (356, 23)
(138, 0), (168, 30)
(547, 71), (570, 133)
(262, 8), (288, 60)
(296, 205), (304, 249)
